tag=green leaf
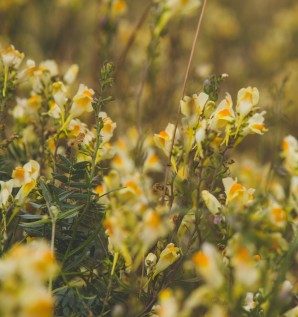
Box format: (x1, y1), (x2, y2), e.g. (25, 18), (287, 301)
(64, 227), (100, 261)
(73, 161), (90, 169)
(55, 163), (71, 173)
(19, 214), (44, 220)
(69, 182), (89, 189)
(58, 190), (78, 201)
(58, 154), (72, 168)
(52, 174), (68, 183)
(58, 205), (84, 220)
(19, 217), (51, 228)
(39, 179), (52, 203)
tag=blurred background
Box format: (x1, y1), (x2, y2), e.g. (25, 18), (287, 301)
(1, 0), (298, 163)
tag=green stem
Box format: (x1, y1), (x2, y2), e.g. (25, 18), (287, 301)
(48, 220), (56, 293)
(2, 65), (8, 97)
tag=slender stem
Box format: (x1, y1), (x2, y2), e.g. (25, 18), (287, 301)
(2, 65), (8, 97)
(161, 0), (208, 204)
(115, 0), (153, 77)
(48, 220), (56, 293)
(135, 62), (149, 135)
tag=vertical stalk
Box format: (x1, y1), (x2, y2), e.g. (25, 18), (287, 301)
(161, 0), (209, 205)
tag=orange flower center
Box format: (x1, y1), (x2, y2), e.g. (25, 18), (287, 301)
(193, 251), (209, 267)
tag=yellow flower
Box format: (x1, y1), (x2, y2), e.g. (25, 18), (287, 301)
(111, 0), (127, 16)
(153, 243), (181, 279)
(143, 150), (162, 173)
(227, 235), (260, 294)
(52, 81), (67, 107)
(69, 84), (94, 118)
(281, 135), (298, 175)
(0, 241), (58, 317)
(21, 289), (54, 317)
(145, 252), (157, 276)
(201, 190), (222, 215)
(223, 177), (254, 207)
(156, 288), (179, 317)
(154, 123), (177, 156)
(195, 119), (207, 157)
(1, 45), (24, 68)
(0, 180), (14, 207)
(99, 111), (117, 143)
(48, 100), (62, 119)
(63, 64), (79, 85)
(210, 93), (235, 129)
(27, 94), (42, 112)
(12, 160), (40, 202)
(236, 87), (259, 118)
(180, 92), (208, 118)
(192, 243), (224, 289)
(140, 209), (169, 249)
(269, 204), (287, 228)
(243, 111), (267, 135)
(67, 118), (87, 137)
(111, 153), (134, 174)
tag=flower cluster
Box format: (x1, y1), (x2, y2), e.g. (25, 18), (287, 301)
(1, 43), (298, 317)
(0, 241), (58, 317)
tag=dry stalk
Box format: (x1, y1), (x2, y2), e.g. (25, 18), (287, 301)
(161, 0), (208, 205)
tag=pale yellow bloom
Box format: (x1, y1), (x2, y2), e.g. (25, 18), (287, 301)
(281, 135), (298, 175)
(154, 123), (177, 156)
(20, 288), (54, 317)
(180, 92), (208, 118)
(243, 292), (256, 312)
(1, 45), (24, 68)
(12, 160), (40, 187)
(111, 153), (134, 174)
(145, 252), (157, 276)
(201, 190), (222, 215)
(195, 119), (207, 157)
(48, 100), (62, 119)
(27, 94), (42, 112)
(227, 235), (260, 294)
(143, 150), (163, 173)
(236, 87), (259, 118)
(99, 111), (116, 143)
(243, 111), (267, 135)
(52, 81), (67, 107)
(69, 84), (94, 118)
(111, 0), (127, 16)
(140, 209), (169, 249)
(192, 243), (224, 289)
(11, 97), (27, 119)
(39, 60), (59, 77)
(63, 64), (79, 85)
(0, 241), (58, 317)
(156, 288), (179, 317)
(12, 160), (40, 202)
(67, 118), (87, 137)
(0, 180), (14, 207)
(210, 93), (235, 129)
(153, 243), (181, 278)
(223, 177), (254, 207)
(268, 203), (287, 228)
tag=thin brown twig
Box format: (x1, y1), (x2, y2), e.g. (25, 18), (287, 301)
(161, 0), (208, 205)
(114, 0), (153, 78)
